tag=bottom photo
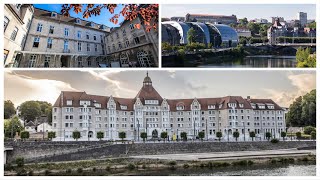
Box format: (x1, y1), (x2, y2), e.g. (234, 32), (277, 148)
(3, 70), (316, 176)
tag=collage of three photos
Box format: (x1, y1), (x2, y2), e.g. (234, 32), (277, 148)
(2, 3), (317, 176)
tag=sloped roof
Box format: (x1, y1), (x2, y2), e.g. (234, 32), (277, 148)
(246, 98), (283, 110)
(135, 85), (163, 104)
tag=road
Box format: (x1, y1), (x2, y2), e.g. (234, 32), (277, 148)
(130, 149), (315, 161)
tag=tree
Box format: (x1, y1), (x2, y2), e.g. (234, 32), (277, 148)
(140, 132), (147, 142)
(304, 126), (316, 135)
(4, 116), (23, 138)
(160, 131), (168, 142)
(247, 22), (260, 36)
(307, 21), (316, 29)
(286, 96), (303, 127)
(296, 47), (316, 68)
(281, 132), (287, 141)
(265, 132), (272, 141)
(310, 131), (316, 140)
(180, 132), (187, 141)
(301, 90), (316, 126)
(72, 130), (81, 141)
(48, 131), (56, 140)
(45, 107), (53, 125)
(249, 131), (255, 141)
(97, 131), (104, 141)
(4, 100), (16, 119)
(61, 4), (159, 32)
(216, 131), (222, 142)
(296, 132), (302, 140)
(239, 18), (248, 26)
(162, 42), (172, 51)
(233, 131), (240, 141)
(187, 27), (196, 44)
(19, 101), (42, 123)
(198, 131), (205, 141)
(20, 131), (30, 141)
(119, 131), (126, 142)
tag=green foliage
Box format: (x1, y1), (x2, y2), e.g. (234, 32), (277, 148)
(287, 89), (316, 127)
(96, 131), (104, 140)
(72, 130), (81, 141)
(304, 126), (316, 135)
(239, 36), (248, 45)
(198, 131), (205, 141)
(77, 168), (83, 173)
(168, 160), (177, 166)
(248, 22), (260, 35)
(296, 47), (316, 68)
(160, 131), (168, 142)
(20, 131), (30, 140)
(265, 132), (272, 140)
(48, 131), (56, 140)
(4, 116), (23, 138)
(311, 131), (316, 140)
(270, 138), (279, 143)
(208, 42), (213, 48)
(216, 131), (222, 141)
(186, 42), (206, 50)
(180, 132), (187, 141)
(162, 42), (172, 51)
(233, 131), (240, 141)
(16, 157), (24, 167)
(140, 132), (147, 142)
(238, 18), (248, 26)
(127, 163), (135, 170)
(118, 131), (126, 141)
(249, 131), (255, 141)
(4, 100), (16, 119)
(296, 132), (302, 140)
(19, 101), (42, 123)
(187, 27), (196, 44)
(281, 132), (287, 141)
(307, 21), (316, 29)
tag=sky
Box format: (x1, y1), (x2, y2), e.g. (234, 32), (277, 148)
(34, 4), (125, 27)
(4, 70), (315, 108)
(162, 4), (316, 22)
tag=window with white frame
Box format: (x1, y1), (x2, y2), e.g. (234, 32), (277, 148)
(47, 38), (53, 48)
(37, 23), (43, 32)
(66, 100), (73, 105)
(10, 27), (18, 41)
(77, 31), (81, 39)
(64, 28), (69, 36)
(78, 42), (82, 51)
(44, 56), (50, 67)
(87, 43), (90, 51)
(28, 55), (37, 67)
(33, 37), (40, 47)
(4, 16), (10, 32)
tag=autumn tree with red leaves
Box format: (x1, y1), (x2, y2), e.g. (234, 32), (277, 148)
(61, 4), (158, 32)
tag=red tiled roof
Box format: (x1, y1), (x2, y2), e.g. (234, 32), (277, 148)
(246, 98), (283, 110)
(189, 14), (236, 19)
(135, 85), (163, 104)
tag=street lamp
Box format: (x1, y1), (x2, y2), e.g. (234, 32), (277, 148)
(137, 119), (140, 142)
(177, 128), (179, 141)
(243, 122), (246, 141)
(206, 119), (208, 141)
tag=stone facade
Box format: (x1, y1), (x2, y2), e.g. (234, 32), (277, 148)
(51, 73), (286, 142)
(4, 4), (34, 67)
(4, 4), (159, 68)
(105, 17), (159, 67)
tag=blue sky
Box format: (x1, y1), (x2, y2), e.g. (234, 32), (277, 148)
(162, 4), (316, 22)
(34, 4), (125, 27)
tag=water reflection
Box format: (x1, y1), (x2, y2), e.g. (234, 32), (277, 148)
(199, 56), (297, 68)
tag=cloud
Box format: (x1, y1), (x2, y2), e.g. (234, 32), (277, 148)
(262, 73), (316, 107)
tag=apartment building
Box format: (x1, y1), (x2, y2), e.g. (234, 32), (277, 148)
(52, 73), (286, 141)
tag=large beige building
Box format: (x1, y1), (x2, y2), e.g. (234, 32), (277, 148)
(4, 4), (158, 68)
(4, 4), (34, 67)
(52, 73), (286, 141)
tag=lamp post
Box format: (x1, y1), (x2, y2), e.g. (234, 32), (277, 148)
(206, 119), (208, 141)
(137, 119), (140, 142)
(193, 120), (196, 141)
(177, 128), (179, 141)
(243, 122), (246, 141)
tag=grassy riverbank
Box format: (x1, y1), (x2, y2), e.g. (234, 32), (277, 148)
(5, 154), (316, 176)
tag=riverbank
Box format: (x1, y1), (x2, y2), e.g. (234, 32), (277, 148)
(162, 45), (306, 67)
(4, 154), (316, 176)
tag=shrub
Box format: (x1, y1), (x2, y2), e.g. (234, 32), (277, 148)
(270, 159), (277, 164)
(248, 160), (254, 165)
(304, 126), (316, 135)
(92, 167), (96, 172)
(105, 166), (111, 171)
(216, 132), (222, 142)
(20, 131), (30, 141)
(127, 163), (135, 170)
(183, 163), (190, 169)
(270, 138), (279, 143)
(44, 169), (51, 175)
(233, 131), (240, 141)
(47, 131), (56, 140)
(77, 168), (83, 173)
(281, 132), (287, 141)
(66, 169), (72, 173)
(311, 131), (316, 140)
(168, 160), (177, 166)
(180, 132), (187, 141)
(142, 164), (147, 169)
(16, 157), (24, 167)
(296, 132), (302, 140)
(199, 163), (206, 168)
(4, 163), (12, 171)
(16, 168), (27, 176)
(96, 131), (104, 141)
(265, 132), (272, 141)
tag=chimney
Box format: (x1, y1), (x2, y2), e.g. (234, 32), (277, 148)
(247, 96), (250, 100)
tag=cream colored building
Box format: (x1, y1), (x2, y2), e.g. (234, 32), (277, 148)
(4, 4), (34, 67)
(52, 73), (286, 141)
(5, 4), (159, 68)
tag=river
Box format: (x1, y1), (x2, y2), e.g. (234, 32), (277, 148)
(198, 55), (297, 68)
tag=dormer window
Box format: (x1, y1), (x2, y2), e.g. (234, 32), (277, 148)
(239, 103), (244, 108)
(90, 22), (95, 27)
(208, 105), (215, 109)
(268, 105), (274, 109)
(120, 105), (127, 110)
(145, 100), (159, 105)
(51, 12), (57, 18)
(176, 105), (184, 110)
(251, 103), (256, 109)
(228, 103), (236, 108)
(100, 25), (106, 30)
(80, 100), (91, 106)
(219, 104), (222, 109)
(76, 19), (81, 24)
(66, 100), (73, 106)
(94, 103), (101, 108)
(258, 104), (265, 109)
(15, 4), (22, 11)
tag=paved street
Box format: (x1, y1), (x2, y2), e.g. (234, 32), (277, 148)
(130, 149), (316, 161)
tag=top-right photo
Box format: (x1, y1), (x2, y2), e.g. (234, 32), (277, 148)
(161, 4), (316, 68)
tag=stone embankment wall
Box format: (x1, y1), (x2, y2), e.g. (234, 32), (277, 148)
(5, 141), (316, 164)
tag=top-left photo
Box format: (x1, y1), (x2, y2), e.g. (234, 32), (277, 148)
(4, 4), (159, 68)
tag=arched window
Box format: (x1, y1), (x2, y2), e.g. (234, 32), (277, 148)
(120, 53), (129, 67)
(137, 51), (151, 67)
